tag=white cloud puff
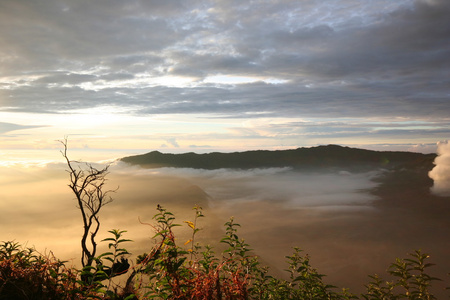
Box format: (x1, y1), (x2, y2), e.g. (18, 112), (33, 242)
(429, 140), (450, 196)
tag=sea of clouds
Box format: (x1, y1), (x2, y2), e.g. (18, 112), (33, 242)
(1, 142), (449, 295)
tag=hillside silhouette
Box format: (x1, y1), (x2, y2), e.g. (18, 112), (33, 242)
(121, 145), (436, 171)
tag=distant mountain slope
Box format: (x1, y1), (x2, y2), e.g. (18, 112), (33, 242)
(120, 145), (436, 171)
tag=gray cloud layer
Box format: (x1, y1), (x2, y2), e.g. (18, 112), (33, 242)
(0, 122), (44, 135)
(1, 0), (449, 146)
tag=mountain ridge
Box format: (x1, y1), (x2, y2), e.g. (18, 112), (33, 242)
(120, 144), (436, 171)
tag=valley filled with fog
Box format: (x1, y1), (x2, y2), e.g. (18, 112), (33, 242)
(1, 148), (449, 295)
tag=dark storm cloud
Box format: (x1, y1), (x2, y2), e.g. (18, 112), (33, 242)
(0, 0), (449, 125)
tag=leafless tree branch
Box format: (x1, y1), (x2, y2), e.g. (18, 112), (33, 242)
(60, 137), (116, 267)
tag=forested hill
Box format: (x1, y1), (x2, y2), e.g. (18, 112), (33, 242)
(120, 145), (436, 171)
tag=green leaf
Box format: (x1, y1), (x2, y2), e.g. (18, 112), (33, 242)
(118, 238), (133, 243)
(97, 252), (114, 258)
(104, 257), (115, 263)
(101, 237), (116, 242)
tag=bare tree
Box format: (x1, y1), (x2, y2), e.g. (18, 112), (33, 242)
(60, 138), (116, 267)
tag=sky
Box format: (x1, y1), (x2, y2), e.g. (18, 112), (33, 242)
(1, 0), (450, 162)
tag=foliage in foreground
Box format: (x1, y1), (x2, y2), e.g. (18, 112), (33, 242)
(1, 205), (447, 300)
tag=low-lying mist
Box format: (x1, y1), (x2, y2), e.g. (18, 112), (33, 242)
(1, 155), (449, 296)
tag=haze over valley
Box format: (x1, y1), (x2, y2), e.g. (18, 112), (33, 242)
(1, 144), (449, 295)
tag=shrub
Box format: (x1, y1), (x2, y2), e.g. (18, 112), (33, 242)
(127, 205), (356, 299)
(0, 236), (134, 300)
(1, 206), (447, 299)
(0, 241), (87, 300)
(362, 250), (442, 300)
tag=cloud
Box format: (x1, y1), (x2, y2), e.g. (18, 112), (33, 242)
(0, 122), (45, 135)
(0, 0), (448, 119)
(0, 0), (449, 150)
(166, 138), (180, 148)
(429, 140), (450, 196)
(109, 163), (380, 210)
